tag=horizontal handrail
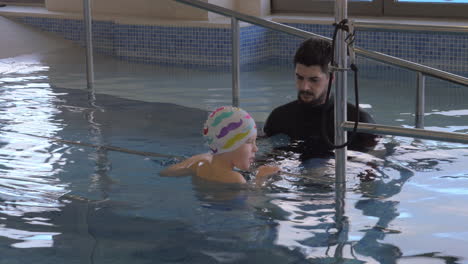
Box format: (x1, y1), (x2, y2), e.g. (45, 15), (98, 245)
(342, 121), (468, 144)
(354, 48), (468, 86)
(355, 22), (468, 34)
(174, 0), (468, 87)
(175, 0), (328, 40)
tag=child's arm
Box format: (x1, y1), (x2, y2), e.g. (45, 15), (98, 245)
(160, 153), (211, 177)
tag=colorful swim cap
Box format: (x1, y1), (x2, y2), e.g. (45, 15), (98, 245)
(203, 106), (257, 154)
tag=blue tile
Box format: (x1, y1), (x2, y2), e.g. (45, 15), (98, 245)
(13, 16), (468, 71)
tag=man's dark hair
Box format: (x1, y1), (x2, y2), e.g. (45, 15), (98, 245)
(294, 38), (332, 73)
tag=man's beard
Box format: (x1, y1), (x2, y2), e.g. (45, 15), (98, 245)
(297, 90), (327, 106)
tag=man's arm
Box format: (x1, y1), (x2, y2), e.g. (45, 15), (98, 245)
(348, 106), (379, 151)
(263, 109), (277, 137)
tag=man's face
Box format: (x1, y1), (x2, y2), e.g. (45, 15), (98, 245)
(295, 63), (330, 105)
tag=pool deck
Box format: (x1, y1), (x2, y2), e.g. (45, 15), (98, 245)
(1, 4), (468, 32)
(0, 15), (76, 59)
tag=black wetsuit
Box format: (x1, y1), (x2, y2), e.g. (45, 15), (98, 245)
(263, 99), (377, 158)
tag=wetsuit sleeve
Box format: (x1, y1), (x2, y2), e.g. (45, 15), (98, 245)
(263, 108), (282, 137)
(263, 110), (276, 137)
(358, 108), (375, 123)
(348, 106), (378, 151)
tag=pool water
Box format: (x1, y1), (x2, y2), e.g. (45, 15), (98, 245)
(1, 34), (468, 264)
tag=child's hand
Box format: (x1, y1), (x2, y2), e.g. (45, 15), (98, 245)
(256, 165), (281, 178)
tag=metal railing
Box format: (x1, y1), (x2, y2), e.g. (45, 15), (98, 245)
(173, 0), (468, 85)
(83, 0), (94, 88)
(80, 0), (468, 170)
(343, 122), (468, 144)
(170, 0), (468, 135)
(355, 21), (468, 34)
(75, 0), (467, 251)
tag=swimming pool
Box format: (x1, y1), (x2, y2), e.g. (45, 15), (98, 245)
(1, 34), (468, 264)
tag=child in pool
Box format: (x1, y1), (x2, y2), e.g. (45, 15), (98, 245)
(160, 106), (280, 184)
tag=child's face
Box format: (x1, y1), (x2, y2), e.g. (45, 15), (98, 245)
(231, 133), (258, 171)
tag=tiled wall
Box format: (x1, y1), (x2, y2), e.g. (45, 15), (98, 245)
(114, 25), (234, 66)
(13, 16), (468, 73)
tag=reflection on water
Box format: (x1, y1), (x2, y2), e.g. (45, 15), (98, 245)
(427, 109), (468, 117)
(0, 225), (60, 249)
(1, 52), (468, 263)
(0, 62), (70, 249)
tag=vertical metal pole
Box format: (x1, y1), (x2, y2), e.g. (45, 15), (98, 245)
(334, 0), (348, 183)
(334, 0), (348, 231)
(83, 0), (110, 206)
(415, 72), (425, 128)
(231, 17), (240, 107)
(83, 0), (94, 89)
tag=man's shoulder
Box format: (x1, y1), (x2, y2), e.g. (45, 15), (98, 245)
(264, 100), (298, 136)
(345, 102), (375, 123)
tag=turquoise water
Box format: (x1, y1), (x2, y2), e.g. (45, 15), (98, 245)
(1, 40), (468, 263)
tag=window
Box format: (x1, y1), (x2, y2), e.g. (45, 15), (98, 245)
(271, 0), (383, 16)
(383, 0), (468, 18)
(1, 0), (44, 4)
(271, 0), (468, 18)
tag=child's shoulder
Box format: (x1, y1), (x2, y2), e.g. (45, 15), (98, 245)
(196, 165), (246, 184)
(220, 170), (247, 184)
(191, 153), (212, 162)
(187, 153), (212, 169)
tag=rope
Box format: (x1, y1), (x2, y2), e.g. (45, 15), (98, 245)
(1, 130), (184, 160)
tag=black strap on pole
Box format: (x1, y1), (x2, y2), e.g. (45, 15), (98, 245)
(321, 19), (360, 149)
